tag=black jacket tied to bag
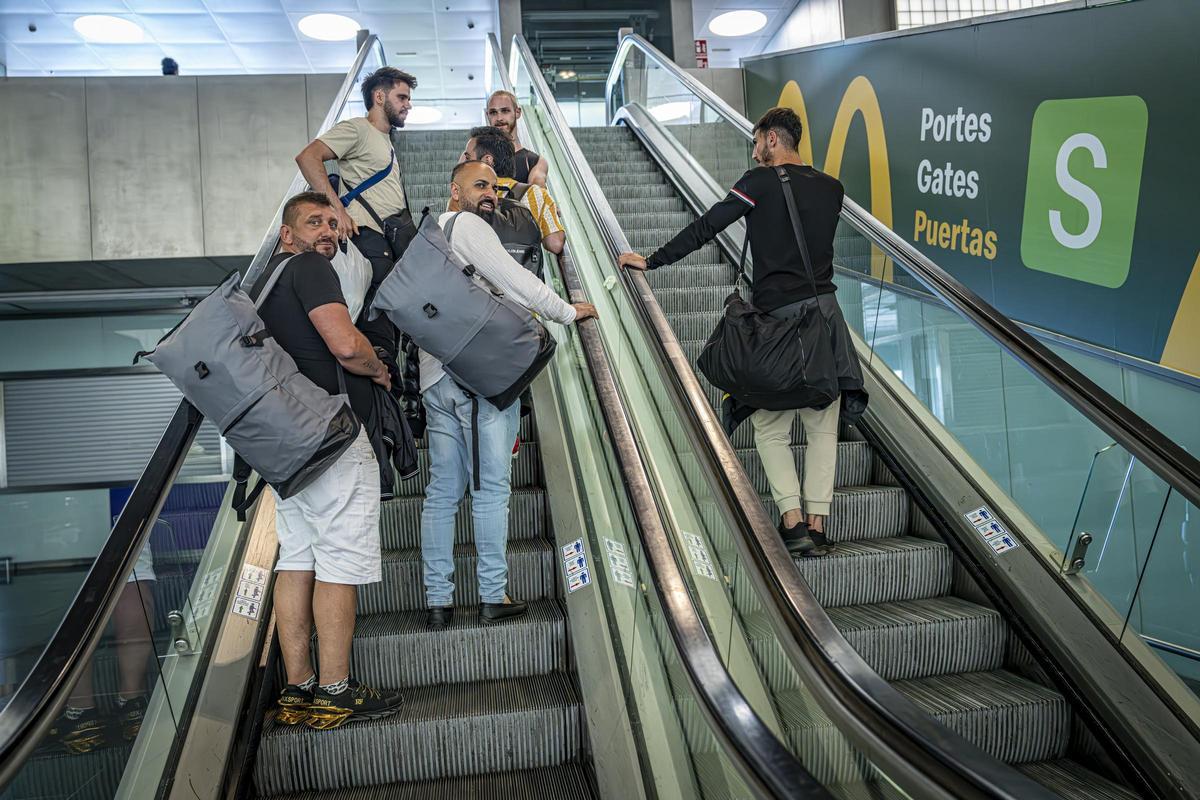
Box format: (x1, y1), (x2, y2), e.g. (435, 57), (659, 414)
(698, 166), (867, 432)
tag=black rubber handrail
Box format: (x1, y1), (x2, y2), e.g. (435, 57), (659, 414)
(0, 35), (387, 793)
(500, 33), (830, 798)
(530, 33), (1058, 800)
(605, 32), (1200, 513)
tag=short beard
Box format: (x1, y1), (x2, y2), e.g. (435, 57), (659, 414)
(384, 100), (405, 129)
(462, 199), (494, 223)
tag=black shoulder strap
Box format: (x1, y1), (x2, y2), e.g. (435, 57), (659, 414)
(509, 181), (531, 201)
(775, 165), (821, 301)
(231, 455), (266, 522)
(445, 211), (464, 242)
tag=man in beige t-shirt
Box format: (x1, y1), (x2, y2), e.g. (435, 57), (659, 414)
(296, 66), (418, 352)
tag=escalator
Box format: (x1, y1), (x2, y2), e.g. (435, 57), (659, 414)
(4, 29), (1200, 800)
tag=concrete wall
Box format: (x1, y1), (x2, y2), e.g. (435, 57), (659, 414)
(683, 67), (745, 114)
(0, 73), (343, 265)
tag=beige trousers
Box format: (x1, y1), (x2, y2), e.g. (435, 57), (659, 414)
(750, 397), (840, 517)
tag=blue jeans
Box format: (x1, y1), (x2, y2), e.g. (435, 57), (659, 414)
(420, 375), (521, 606)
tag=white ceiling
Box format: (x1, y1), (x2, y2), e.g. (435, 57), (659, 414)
(691, 0), (800, 68)
(0, 0), (499, 101)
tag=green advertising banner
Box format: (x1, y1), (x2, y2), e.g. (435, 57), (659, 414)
(741, 0), (1200, 376)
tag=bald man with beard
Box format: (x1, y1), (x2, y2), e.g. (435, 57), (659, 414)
(419, 160), (597, 630)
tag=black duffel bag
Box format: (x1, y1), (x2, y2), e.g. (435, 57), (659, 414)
(697, 166), (839, 411)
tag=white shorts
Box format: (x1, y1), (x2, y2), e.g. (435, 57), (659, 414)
(273, 429), (382, 585)
(126, 540), (156, 583)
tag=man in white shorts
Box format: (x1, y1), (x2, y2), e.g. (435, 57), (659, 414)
(256, 192), (402, 729)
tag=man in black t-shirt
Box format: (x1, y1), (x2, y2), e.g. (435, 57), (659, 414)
(621, 107), (864, 559)
(486, 91), (547, 186)
(257, 192), (403, 729)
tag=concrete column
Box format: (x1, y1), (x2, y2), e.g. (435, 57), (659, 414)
(842, 0), (895, 38)
(499, 0), (523, 61)
(670, 0), (697, 68)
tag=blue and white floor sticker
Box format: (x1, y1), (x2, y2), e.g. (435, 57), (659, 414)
(965, 506), (1020, 555)
(681, 531), (719, 581)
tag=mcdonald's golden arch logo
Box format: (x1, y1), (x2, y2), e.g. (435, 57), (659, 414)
(777, 77), (894, 281)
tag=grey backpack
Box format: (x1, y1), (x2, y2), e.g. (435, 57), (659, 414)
(135, 258), (360, 517)
(369, 210), (556, 413)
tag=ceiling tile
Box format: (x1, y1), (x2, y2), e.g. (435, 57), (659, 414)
(122, 0), (210, 12)
(139, 14), (228, 44)
(0, 44), (45, 72)
(42, 0), (129, 12)
(211, 12), (296, 43)
(357, 0), (433, 9)
(0, 12), (81, 43)
(300, 39), (356, 69)
(435, 0), (495, 12)
(202, 0), (283, 10)
(432, 10), (492, 40)
(354, 12), (438, 41)
(277, 0), (359, 13)
(231, 40), (308, 70)
(152, 42), (240, 70)
(92, 42), (167, 69)
(0, 1), (54, 13)
(17, 41), (107, 69)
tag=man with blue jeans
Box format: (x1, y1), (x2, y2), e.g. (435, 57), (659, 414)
(421, 161), (597, 628)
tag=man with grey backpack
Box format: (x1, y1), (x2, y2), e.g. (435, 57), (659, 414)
(373, 160), (596, 630)
(620, 107), (867, 560)
(252, 192), (403, 729)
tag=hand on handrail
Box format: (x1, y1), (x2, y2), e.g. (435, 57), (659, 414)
(618, 252), (649, 271)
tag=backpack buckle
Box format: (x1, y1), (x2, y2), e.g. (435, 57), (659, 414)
(423, 303), (438, 318)
(194, 361), (210, 379)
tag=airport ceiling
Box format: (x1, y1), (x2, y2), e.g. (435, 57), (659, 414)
(0, 1), (796, 85)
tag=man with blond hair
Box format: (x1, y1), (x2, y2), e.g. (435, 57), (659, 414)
(485, 90), (547, 185)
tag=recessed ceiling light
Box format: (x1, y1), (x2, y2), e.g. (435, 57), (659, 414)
(73, 15), (144, 44)
(298, 13), (360, 42)
(650, 101), (691, 122)
(406, 107), (443, 125)
(708, 10), (768, 37)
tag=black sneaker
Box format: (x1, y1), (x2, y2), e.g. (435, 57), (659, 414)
(306, 680), (403, 730)
(118, 695), (148, 740)
(809, 530), (834, 552)
(779, 519), (825, 557)
(46, 707), (109, 754)
(426, 606), (453, 630)
(480, 595), (528, 624)
(274, 684), (314, 726)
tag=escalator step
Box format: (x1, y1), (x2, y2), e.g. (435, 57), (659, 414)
(793, 537), (951, 608)
(826, 597), (1005, 681)
(894, 670), (1070, 764)
(651, 286), (739, 315)
(735, 440), (874, 492)
(342, 600), (566, 689)
(608, 196), (688, 215)
(1016, 759), (1140, 800)
(646, 264), (736, 290)
(591, 183), (681, 199)
(258, 763), (597, 799)
(379, 487), (547, 550)
(615, 210), (694, 230)
(253, 672), (584, 795)
(359, 539), (556, 615)
(596, 171), (668, 187)
(405, 442), (541, 496)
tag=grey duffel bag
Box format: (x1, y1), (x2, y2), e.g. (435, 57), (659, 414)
(135, 257), (359, 516)
(368, 210), (556, 412)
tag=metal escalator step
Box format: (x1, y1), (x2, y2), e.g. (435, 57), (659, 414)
(597, 183), (684, 199)
(359, 539), (556, 614)
(608, 196), (688, 214)
(646, 264), (736, 290)
(380, 488), (546, 550)
(650, 286), (738, 315)
(586, 154), (655, 170)
(596, 171), (667, 187)
(1017, 759), (1139, 800)
(258, 763), (598, 799)
(615, 210), (694, 230)
(736, 441), (874, 491)
(749, 486), (908, 544)
(344, 600), (566, 689)
(253, 672), (584, 795)
(6, 741), (133, 800)
(404, 442), (540, 496)
(894, 671), (1070, 764)
(826, 597), (1005, 681)
(663, 310), (723, 340)
(793, 537), (951, 608)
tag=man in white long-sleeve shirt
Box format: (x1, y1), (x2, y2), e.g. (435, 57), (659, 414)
(422, 160), (597, 629)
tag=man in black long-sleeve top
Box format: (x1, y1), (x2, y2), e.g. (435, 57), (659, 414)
(621, 107), (864, 558)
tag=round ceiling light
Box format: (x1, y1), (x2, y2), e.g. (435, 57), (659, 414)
(297, 13), (360, 42)
(650, 101), (691, 122)
(405, 106), (443, 125)
(708, 10), (768, 37)
(73, 15), (144, 43)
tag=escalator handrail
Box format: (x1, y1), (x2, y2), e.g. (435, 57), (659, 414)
(604, 31), (1200, 514)
(530, 34), (1058, 800)
(500, 34), (830, 799)
(0, 35), (386, 792)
